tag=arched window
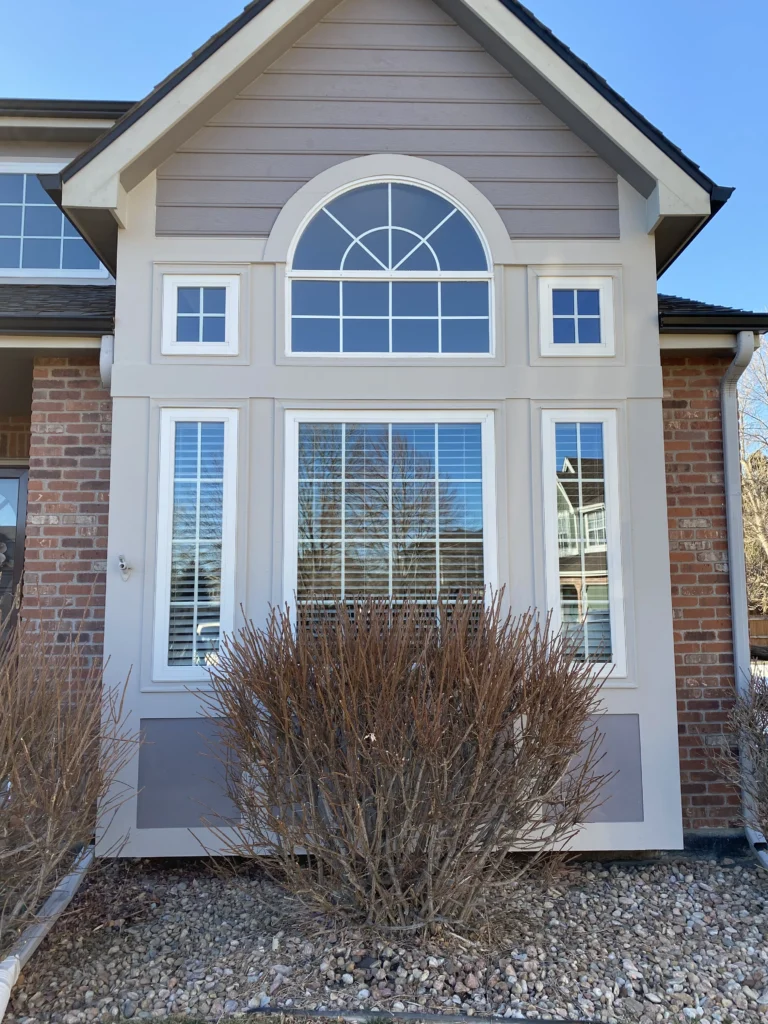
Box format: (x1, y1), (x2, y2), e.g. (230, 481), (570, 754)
(288, 181), (493, 356)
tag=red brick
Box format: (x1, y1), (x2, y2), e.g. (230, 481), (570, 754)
(20, 355), (111, 665)
(662, 352), (739, 832)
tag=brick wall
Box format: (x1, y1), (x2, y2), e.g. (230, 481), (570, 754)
(0, 415), (31, 460)
(21, 355), (111, 660)
(662, 352), (740, 833)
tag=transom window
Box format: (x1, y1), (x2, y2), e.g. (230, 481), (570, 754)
(0, 172), (101, 273)
(176, 286), (227, 343)
(160, 275), (240, 356)
(285, 412), (496, 615)
(538, 277), (615, 357)
(288, 181), (493, 356)
(552, 289), (601, 345)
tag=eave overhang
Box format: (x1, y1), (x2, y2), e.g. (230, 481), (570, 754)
(54, 0), (732, 276)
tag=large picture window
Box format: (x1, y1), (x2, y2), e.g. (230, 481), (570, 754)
(284, 412), (496, 613)
(0, 171), (102, 274)
(542, 409), (626, 677)
(154, 409), (237, 683)
(287, 181), (493, 356)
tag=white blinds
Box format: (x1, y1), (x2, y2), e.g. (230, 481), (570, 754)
(297, 421), (485, 605)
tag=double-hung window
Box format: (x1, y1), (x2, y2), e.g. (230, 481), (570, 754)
(154, 409), (238, 683)
(542, 409), (626, 676)
(284, 411), (496, 617)
(0, 169), (102, 274)
(287, 181), (493, 356)
(538, 277), (615, 356)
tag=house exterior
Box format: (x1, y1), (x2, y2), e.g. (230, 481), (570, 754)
(1, 0), (767, 858)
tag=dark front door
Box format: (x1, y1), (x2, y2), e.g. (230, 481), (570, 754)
(0, 468), (28, 626)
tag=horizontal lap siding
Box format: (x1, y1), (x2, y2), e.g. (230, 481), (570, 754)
(156, 0), (619, 240)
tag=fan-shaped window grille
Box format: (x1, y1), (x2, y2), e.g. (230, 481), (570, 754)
(288, 181), (493, 356)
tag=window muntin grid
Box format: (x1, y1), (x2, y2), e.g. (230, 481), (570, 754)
(289, 182), (493, 356)
(554, 421), (612, 662)
(552, 288), (601, 345)
(296, 420), (485, 607)
(0, 173), (100, 271)
(176, 286), (227, 344)
(167, 420), (225, 667)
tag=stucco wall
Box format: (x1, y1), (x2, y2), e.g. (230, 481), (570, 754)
(156, 0), (619, 241)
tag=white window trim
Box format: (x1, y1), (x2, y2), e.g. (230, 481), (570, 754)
(0, 160), (109, 279)
(538, 276), (615, 357)
(161, 274), (240, 356)
(153, 408), (238, 684)
(541, 408), (627, 678)
(285, 176), (495, 359)
(283, 409), (498, 611)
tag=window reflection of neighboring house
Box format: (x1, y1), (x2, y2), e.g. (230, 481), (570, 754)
(556, 457), (610, 657)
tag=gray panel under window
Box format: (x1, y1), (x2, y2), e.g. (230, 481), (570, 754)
(585, 714), (644, 823)
(137, 718), (239, 829)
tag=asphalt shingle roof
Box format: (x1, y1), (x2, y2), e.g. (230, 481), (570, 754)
(0, 284), (115, 335)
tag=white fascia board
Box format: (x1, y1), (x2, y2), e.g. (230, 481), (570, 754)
(458, 0), (711, 220)
(0, 335), (101, 349)
(62, 0), (324, 212)
(659, 333), (739, 351)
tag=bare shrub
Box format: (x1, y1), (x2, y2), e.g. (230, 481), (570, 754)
(0, 616), (135, 953)
(205, 594), (607, 931)
(717, 673), (768, 839)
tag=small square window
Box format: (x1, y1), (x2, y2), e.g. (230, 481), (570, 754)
(161, 275), (240, 355)
(539, 277), (615, 357)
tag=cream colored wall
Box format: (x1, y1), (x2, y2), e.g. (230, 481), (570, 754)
(99, 164), (683, 856)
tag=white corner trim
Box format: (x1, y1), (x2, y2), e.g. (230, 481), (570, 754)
(265, 156), (514, 266)
(152, 407), (238, 685)
(99, 334), (114, 390)
(541, 408), (627, 678)
(538, 276), (615, 357)
(160, 274), (240, 356)
(282, 409), (498, 613)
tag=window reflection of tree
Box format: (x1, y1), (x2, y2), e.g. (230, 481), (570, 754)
(298, 424), (483, 611)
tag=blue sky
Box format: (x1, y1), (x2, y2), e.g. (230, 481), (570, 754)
(1, 0), (765, 312)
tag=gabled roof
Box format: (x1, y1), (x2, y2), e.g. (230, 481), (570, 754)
(0, 284), (115, 336)
(658, 294), (768, 334)
(55, 0), (731, 276)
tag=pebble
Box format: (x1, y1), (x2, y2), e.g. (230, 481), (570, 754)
(4, 856), (767, 1024)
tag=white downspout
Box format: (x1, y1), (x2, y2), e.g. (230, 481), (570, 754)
(721, 330), (768, 867)
(0, 846), (94, 1022)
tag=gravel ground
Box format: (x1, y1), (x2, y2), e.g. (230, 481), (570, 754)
(5, 855), (768, 1024)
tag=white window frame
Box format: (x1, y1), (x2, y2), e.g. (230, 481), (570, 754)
(541, 408), (626, 678)
(0, 160), (109, 279)
(285, 176), (495, 359)
(153, 407), (238, 684)
(538, 276), (615, 357)
(283, 409), (498, 610)
(161, 274), (240, 356)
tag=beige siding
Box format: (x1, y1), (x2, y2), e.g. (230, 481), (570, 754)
(156, 0), (619, 240)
